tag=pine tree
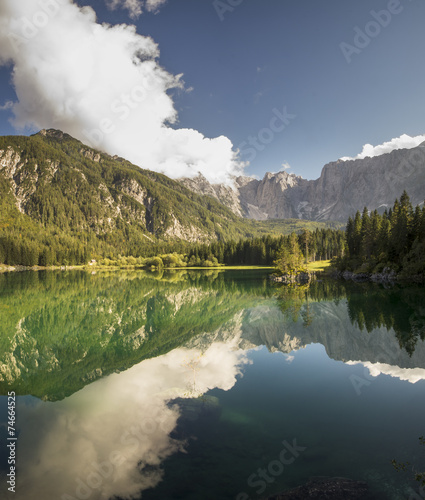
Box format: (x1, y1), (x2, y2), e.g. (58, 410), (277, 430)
(390, 192), (413, 263)
(300, 230), (312, 264)
(360, 207), (372, 259)
(352, 210), (362, 256)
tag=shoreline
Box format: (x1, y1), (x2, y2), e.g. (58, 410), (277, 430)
(2, 264), (423, 283)
(331, 269), (425, 284)
(0, 264), (275, 273)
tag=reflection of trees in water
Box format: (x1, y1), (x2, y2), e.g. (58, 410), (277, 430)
(276, 284), (311, 325)
(301, 306), (314, 328)
(275, 279), (425, 356)
(0, 269), (272, 400)
(275, 279), (347, 327)
(345, 285), (425, 357)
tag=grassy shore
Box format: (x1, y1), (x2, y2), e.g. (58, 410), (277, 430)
(306, 260), (332, 272)
(0, 263), (275, 273)
(1, 262), (328, 273)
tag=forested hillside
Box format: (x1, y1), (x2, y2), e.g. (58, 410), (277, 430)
(0, 130), (341, 266)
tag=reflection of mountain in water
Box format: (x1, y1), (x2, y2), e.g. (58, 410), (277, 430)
(1, 270), (424, 401)
(0, 270), (271, 400)
(183, 281), (425, 382)
(1, 271), (425, 500)
(241, 301), (425, 371)
(273, 280), (425, 357)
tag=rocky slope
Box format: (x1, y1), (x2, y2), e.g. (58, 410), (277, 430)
(180, 143), (425, 221)
(179, 173), (244, 217)
(0, 129), (258, 244)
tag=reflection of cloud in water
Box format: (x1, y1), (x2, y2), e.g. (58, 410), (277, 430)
(347, 360), (425, 384)
(14, 341), (248, 500)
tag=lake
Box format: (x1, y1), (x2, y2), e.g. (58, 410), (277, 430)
(0, 269), (424, 500)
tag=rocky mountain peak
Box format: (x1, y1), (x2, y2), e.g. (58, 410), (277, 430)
(36, 129), (66, 140)
(179, 143), (425, 222)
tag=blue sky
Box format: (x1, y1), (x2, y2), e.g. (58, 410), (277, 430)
(1, 0), (425, 181)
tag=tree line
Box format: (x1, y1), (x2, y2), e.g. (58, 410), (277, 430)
(183, 228), (345, 267)
(335, 191), (425, 277)
(0, 214), (346, 268)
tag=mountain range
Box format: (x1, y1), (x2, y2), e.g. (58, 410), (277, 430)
(1, 128), (424, 258)
(0, 129), (342, 265)
(181, 142), (425, 221)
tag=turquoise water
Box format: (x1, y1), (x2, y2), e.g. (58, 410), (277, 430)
(0, 270), (424, 499)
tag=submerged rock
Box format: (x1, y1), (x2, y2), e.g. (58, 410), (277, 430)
(341, 269), (397, 283)
(335, 268), (421, 284)
(265, 476), (369, 499)
(270, 272), (314, 284)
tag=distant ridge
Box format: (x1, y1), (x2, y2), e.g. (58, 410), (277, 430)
(180, 144), (425, 221)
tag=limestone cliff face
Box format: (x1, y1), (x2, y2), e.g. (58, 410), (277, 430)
(180, 143), (425, 221)
(0, 146), (36, 212)
(236, 171), (309, 219)
(164, 215), (209, 242)
(301, 145), (425, 221)
(179, 173), (244, 217)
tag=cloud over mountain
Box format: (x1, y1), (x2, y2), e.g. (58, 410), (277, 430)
(340, 133), (425, 161)
(0, 0), (243, 183)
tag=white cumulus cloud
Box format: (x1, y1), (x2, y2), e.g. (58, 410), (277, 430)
(340, 133), (425, 161)
(0, 0), (244, 184)
(106, 0), (167, 19)
(0, 100), (13, 111)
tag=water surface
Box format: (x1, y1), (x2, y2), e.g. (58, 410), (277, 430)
(0, 270), (424, 499)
